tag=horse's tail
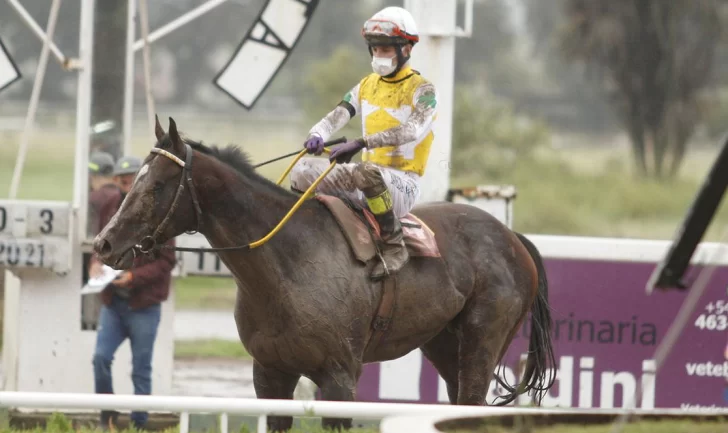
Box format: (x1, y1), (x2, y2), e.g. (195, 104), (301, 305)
(493, 232), (557, 406)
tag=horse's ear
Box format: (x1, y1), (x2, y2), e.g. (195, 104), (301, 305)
(154, 114), (165, 141)
(168, 117), (180, 143)
(167, 117), (184, 154)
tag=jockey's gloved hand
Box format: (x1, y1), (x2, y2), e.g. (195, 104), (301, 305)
(329, 139), (365, 164)
(304, 135), (325, 155)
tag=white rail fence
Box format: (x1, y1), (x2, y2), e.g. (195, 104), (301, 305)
(0, 392), (549, 433)
(1, 392), (727, 433)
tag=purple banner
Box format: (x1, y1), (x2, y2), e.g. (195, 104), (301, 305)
(354, 258), (728, 410)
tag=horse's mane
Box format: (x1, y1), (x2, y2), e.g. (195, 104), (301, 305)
(155, 133), (298, 199)
(157, 134), (255, 175)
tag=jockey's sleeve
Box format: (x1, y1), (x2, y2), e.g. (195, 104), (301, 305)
(308, 83), (361, 141)
(362, 82), (438, 149)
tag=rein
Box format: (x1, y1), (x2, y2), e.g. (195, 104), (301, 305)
(253, 136), (346, 168)
(135, 138), (344, 255)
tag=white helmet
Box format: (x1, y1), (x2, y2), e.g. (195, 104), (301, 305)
(362, 6), (419, 47)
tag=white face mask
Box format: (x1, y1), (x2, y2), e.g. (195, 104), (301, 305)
(371, 55), (396, 76)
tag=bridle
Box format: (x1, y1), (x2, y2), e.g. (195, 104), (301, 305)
(134, 143), (269, 255)
(136, 143), (203, 254)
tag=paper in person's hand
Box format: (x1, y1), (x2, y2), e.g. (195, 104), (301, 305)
(81, 265), (123, 295)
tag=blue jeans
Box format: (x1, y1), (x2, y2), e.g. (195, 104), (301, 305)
(93, 295), (161, 428)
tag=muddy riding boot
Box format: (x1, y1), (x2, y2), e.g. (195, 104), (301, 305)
(353, 162), (409, 280)
(370, 206), (409, 280)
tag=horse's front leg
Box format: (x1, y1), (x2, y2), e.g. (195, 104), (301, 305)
(313, 364), (360, 431)
(253, 360), (301, 432)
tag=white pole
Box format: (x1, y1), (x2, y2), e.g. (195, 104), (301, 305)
(138, 0), (156, 140)
(132, 0), (231, 52)
(73, 0), (97, 245)
(122, 0), (137, 156)
(219, 412), (228, 433)
(7, 0), (63, 199)
(404, 0), (460, 203)
(0, 391), (563, 418)
(6, 0), (66, 66)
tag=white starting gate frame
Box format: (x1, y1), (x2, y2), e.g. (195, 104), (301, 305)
(0, 0), (177, 396)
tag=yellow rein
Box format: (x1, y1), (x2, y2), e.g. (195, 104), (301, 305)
(247, 148), (335, 248)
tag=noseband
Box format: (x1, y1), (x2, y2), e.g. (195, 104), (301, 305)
(136, 143), (203, 254)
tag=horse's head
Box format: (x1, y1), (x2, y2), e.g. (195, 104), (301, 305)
(93, 116), (200, 269)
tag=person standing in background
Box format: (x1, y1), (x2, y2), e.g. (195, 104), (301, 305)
(91, 156), (176, 431)
(87, 151), (120, 239)
(83, 151), (121, 330)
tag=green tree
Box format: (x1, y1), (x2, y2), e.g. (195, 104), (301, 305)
(451, 84), (551, 179)
(521, 0), (614, 132)
(559, 0), (723, 179)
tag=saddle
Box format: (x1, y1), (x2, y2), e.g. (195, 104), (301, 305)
(314, 194), (441, 358)
(314, 194), (441, 263)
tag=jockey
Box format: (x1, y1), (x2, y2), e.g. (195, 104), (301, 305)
(290, 6), (438, 281)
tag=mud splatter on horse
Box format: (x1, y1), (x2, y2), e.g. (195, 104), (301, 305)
(93, 117), (556, 432)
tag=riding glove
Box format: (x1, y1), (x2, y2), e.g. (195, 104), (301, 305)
(329, 139), (366, 164)
(304, 135), (325, 155)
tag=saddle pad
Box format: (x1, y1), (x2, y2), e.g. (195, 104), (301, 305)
(316, 195), (377, 263)
(316, 195), (441, 262)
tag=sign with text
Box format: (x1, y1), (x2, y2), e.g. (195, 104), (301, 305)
(0, 200), (72, 274)
(355, 257), (728, 410)
(0, 200), (71, 238)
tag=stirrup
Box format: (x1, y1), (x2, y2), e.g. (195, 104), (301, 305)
(375, 249), (390, 277)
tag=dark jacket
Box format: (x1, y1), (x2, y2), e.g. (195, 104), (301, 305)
(100, 238), (176, 309)
(88, 183), (123, 237)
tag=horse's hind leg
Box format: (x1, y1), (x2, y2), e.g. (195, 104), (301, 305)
(457, 292), (525, 405)
(421, 325), (460, 404)
(312, 365), (359, 431)
(253, 360), (301, 432)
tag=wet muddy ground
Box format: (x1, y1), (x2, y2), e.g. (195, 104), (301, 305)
(175, 309), (259, 397)
(172, 358), (256, 398)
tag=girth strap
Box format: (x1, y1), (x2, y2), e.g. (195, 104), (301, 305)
(363, 274), (398, 359)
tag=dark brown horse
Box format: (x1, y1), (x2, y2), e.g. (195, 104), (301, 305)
(93, 117), (556, 432)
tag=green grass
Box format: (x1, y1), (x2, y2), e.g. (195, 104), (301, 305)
(174, 339), (251, 360)
(0, 425), (380, 433)
(0, 117), (304, 201)
(5, 412), (725, 433)
(452, 138), (728, 241)
(4, 412), (380, 433)
(173, 276), (237, 310)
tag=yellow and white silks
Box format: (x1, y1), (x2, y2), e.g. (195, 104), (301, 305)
(290, 65), (438, 218)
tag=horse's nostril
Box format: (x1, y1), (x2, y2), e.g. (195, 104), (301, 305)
(98, 239), (112, 256)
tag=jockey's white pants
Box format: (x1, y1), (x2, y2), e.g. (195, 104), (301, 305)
(289, 157), (421, 218)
